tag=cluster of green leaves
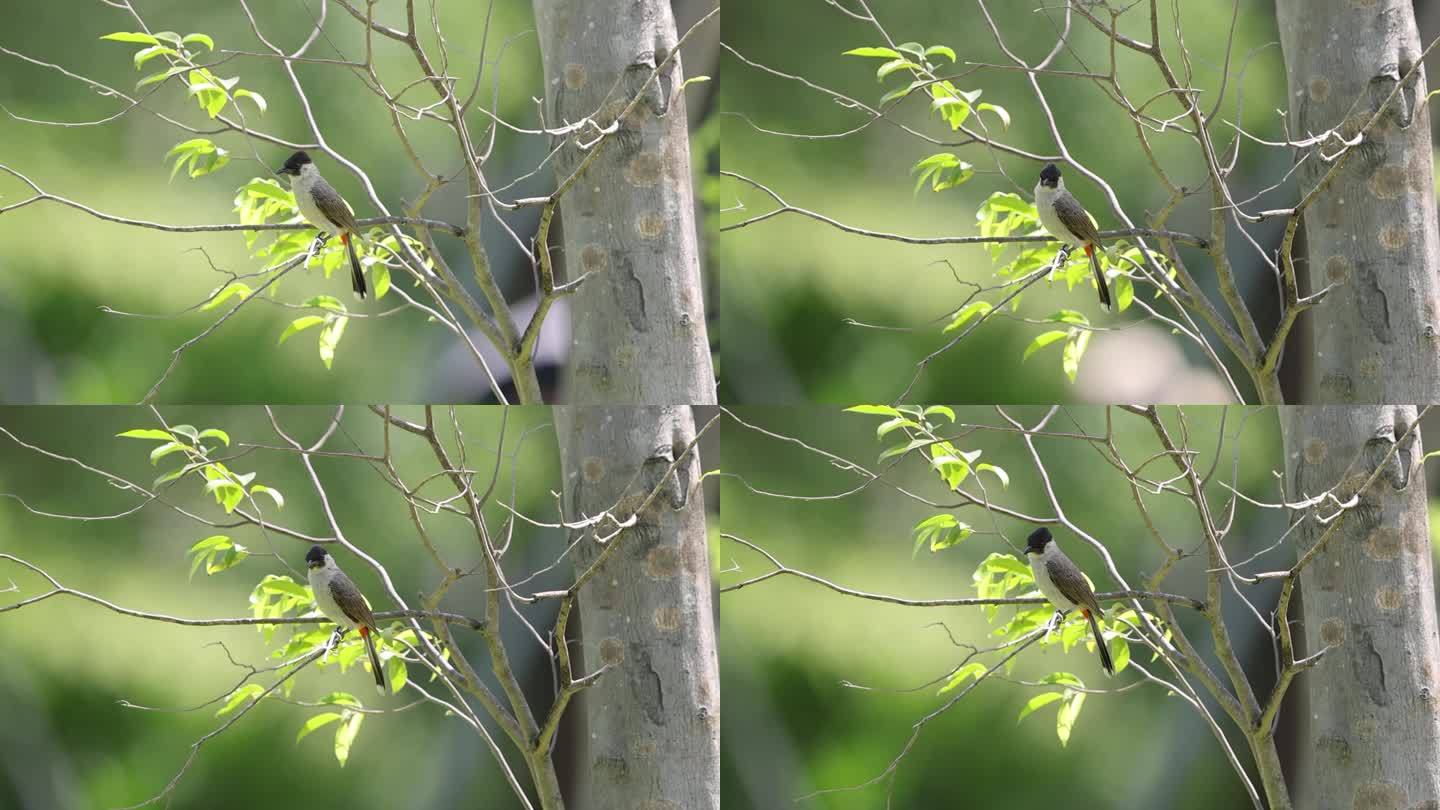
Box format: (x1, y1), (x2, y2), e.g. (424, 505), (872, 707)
(843, 404), (1008, 555)
(949, 192), (1158, 383)
(118, 424), (283, 515)
(102, 31), (266, 180)
(243, 574), (444, 764)
(843, 405), (1173, 744)
(844, 42), (1009, 194)
(102, 30), (265, 117)
(233, 179), (430, 366)
(964, 552), (1171, 745)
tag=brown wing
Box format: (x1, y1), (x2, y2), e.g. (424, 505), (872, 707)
(311, 181), (360, 232)
(1046, 555), (1103, 615)
(330, 575), (377, 628)
(1053, 194), (1101, 244)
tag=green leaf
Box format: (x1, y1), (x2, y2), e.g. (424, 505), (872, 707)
(296, 711), (344, 744)
(279, 316), (326, 344)
(133, 45), (177, 71)
(317, 692), (362, 709)
(842, 46), (902, 59)
(679, 75), (711, 91)
(117, 428), (174, 441)
(386, 656), (407, 694)
(912, 513), (972, 554)
(1017, 691), (1064, 723)
(1111, 272), (1134, 312)
(1023, 330), (1068, 362)
(880, 437), (929, 462)
(875, 59), (912, 81)
(976, 102), (1011, 129)
(154, 467), (187, 489)
(201, 282), (251, 311)
(978, 554), (1031, 577)
(136, 65), (191, 89)
(976, 463), (1009, 488)
(151, 444), (188, 466)
(189, 534), (232, 554)
(895, 42), (926, 60)
(1056, 690), (1086, 746)
(261, 578), (311, 599)
(216, 684), (264, 717)
(250, 484), (285, 510)
(1109, 636), (1130, 673)
(844, 404), (902, 417)
(942, 300), (993, 334)
(241, 178), (294, 203)
(983, 192), (1034, 215)
(875, 417), (920, 439)
(182, 33), (215, 51)
(937, 661), (987, 695)
(151, 31), (184, 47)
(233, 89), (267, 114)
(923, 45), (957, 63)
(879, 80), (923, 105)
(1046, 309), (1090, 327)
(318, 316), (348, 369)
(922, 405), (956, 423)
(333, 710), (363, 766)
(302, 295), (346, 312)
(1063, 330), (1091, 383)
(207, 544), (249, 574)
(197, 428), (230, 446)
(101, 32), (160, 45)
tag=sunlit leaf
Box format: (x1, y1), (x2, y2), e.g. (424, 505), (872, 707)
(842, 46), (902, 59)
(1017, 691), (1063, 724)
(117, 428), (174, 441)
(216, 684), (263, 718)
(296, 711), (344, 744)
(100, 32), (159, 45)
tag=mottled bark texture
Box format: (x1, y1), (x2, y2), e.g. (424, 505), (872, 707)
(1275, 1), (1440, 402)
(555, 406), (719, 809)
(1282, 407), (1440, 808)
(533, 1), (716, 405)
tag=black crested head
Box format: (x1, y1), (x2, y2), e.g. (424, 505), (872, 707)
(305, 545), (328, 567)
(1025, 527), (1053, 554)
(279, 150), (313, 176)
(1038, 163), (1061, 188)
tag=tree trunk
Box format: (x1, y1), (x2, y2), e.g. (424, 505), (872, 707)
(1274, 0), (1440, 402)
(554, 406), (719, 809)
(532, 0), (716, 405)
(1282, 406), (1440, 807)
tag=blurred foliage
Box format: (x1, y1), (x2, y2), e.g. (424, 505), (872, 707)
(718, 1), (1289, 403)
(0, 406), (570, 809)
(720, 405), (1296, 809)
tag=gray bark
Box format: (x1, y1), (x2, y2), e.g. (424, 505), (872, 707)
(1282, 406), (1440, 808)
(1274, 0), (1440, 402)
(555, 406), (719, 809)
(533, 0), (716, 405)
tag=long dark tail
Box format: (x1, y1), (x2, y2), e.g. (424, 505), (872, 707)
(361, 626), (387, 695)
(1087, 244), (1111, 311)
(1085, 609), (1115, 675)
(344, 232), (367, 300)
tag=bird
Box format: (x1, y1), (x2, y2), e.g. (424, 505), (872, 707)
(277, 151), (368, 300)
(1025, 527), (1115, 675)
(305, 545), (388, 694)
(1034, 162), (1111, 311)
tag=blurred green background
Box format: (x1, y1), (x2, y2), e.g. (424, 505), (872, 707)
(719, 405), (1440, 809)
(0, 406), (623, 808)
(0, 1), (718, 403)
(718, 1), (1440, 404)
